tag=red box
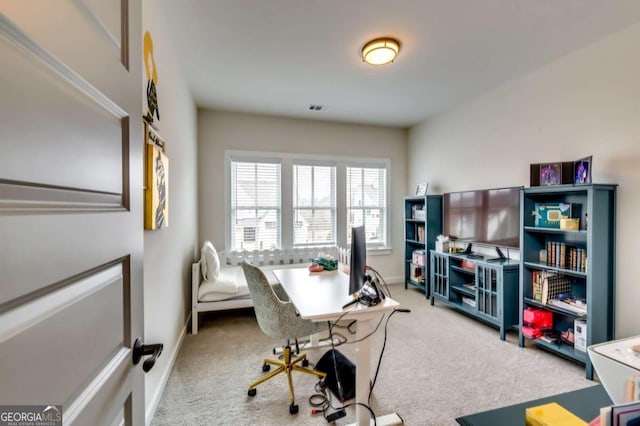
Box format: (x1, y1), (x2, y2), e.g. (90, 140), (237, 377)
(523, 308), (552, 329)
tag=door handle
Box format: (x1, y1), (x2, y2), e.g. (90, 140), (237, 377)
(132, 338), (163, 372)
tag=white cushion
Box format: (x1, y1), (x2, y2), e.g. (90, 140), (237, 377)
(200, 241), (220, 281)
(196, 263), (310, 302)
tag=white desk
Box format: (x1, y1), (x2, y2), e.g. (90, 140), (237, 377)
(273, 267), (403, 426)
(588, 335), (640, 404)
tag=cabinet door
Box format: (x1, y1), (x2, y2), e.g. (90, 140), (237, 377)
(430, 252), (449, 302)
(476, 265), (499, 322)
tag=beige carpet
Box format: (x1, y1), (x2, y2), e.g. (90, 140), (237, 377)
(151, 286), (593, 425)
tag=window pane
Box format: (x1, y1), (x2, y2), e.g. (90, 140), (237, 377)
(346, 166), (386, 245)
(293, 164), (336, 246)
(293, 208), (335, 244)
(313, 167), (333, 207)
(231, 161), (280, 251)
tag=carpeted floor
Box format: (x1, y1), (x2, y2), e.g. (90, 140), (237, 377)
(151, 286), (593, 425)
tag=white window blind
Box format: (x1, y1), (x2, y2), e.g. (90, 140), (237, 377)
(293, 164), (336, 246)
(230, 160), (281, 251)
(346, 166), (386, 246)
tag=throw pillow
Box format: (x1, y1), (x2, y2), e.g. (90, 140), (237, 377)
(200, 241), (220, 281)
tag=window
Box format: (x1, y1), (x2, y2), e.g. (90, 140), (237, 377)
(226, 151), (389, 252)
(346, 166), (386, 246)
(230, 160), (281, 251)
(293, 164), (336, 246)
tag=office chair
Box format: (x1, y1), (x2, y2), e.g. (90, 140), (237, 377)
(241, 262), (328, 414)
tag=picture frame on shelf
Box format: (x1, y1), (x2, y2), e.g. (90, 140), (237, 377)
(539, 163), (562, 186)
(415, 182), (428, 196)
(573, 156), (592, 184)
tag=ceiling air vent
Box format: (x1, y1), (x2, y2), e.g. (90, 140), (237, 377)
(308, 104), (326, 111)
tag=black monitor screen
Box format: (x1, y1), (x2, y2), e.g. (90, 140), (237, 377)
(349, 226), (366, 295)
(443, 186), (521, 249)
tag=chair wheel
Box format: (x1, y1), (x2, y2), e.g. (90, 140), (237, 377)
(262, 363), (270, 372)
(289, 403), (298, 414)
(302, 359), (309, 367)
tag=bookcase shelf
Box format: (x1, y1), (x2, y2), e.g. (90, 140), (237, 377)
(523, 297), (586, 319)
(519, 184), (617, 379)
(522, 262), (587, 278)
(524, 336), (589, 364)
(404, 195), (442, 297)
(523, 226), (588, 236)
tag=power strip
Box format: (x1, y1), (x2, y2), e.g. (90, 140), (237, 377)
(326, 409), (346, 422)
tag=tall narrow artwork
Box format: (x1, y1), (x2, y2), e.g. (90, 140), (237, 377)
(144, 31), (160, 125)
(144, 123), (168, 229)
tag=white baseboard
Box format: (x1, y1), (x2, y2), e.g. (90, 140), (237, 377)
(145, 312), (191, 426)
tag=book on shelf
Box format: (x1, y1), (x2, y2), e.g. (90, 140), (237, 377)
(532, 270), (552, 302)
(462, 283), (476, 292)
(548, 298), (587, 316)
(538, 335), (558, 344)
(462, 297), (476, 308)
(544, 241), (587, 272)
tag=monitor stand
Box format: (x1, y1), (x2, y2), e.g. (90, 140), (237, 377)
(463, 243), (485, 260)
(486, 247), (508, 262)
(463, 243), (473, 255)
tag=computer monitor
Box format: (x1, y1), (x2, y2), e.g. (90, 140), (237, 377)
(349, 225), (366, 296)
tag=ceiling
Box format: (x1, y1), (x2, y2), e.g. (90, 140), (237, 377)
(158, 0), (640, 128)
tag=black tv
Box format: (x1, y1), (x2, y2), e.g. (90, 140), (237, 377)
(443, 186), (521, 250)
(349, 225), (367, 296)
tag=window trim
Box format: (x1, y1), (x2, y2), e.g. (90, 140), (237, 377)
(225, 150), (391, 252)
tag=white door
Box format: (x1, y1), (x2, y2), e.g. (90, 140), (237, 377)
(0, 1), (146, 424)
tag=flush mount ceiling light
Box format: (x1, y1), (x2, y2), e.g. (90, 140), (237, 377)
(361, 37), (400, 65)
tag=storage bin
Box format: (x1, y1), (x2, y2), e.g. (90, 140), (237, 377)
(523, 308), (553, 329)
(412, 250), (425, 266)
(574, 319), (587, 352)
(560, 218), (580, 230)
(412, 206), (425, 220)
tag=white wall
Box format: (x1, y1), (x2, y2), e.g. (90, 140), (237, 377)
(409, 23), (640, 337)
(142, 2), (198, 422)
(198, 110), (407, 280)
